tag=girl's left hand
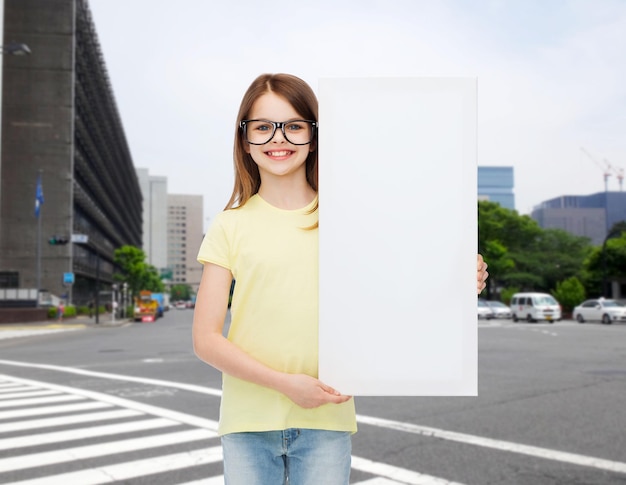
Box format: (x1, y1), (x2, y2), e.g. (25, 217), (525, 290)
(477, 254), (488, 294)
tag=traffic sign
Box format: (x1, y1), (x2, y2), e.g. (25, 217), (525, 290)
(71, 234), (89, 243)
(63, 272), (75, 285)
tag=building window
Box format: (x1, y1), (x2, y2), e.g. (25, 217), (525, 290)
(0, 272), (19, 289)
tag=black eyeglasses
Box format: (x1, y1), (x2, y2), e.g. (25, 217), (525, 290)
(240, 119), (317, 145)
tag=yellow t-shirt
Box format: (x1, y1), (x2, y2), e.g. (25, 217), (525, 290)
(197, 194), (357, 436)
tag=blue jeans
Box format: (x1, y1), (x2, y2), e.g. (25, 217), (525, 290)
(221, 428), (352, 485)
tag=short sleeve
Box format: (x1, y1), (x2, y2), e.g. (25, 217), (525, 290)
(197, 212), (231, 270)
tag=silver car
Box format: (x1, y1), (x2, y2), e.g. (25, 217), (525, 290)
(485, 300), (512, 319)
(573, 298), (626, 325)
(477, 299), (494, 320)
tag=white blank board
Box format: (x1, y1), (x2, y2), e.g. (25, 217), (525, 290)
(318, 77), (477, 396)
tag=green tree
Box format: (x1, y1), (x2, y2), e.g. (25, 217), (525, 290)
(528, 229), (592, 291)
(113, 245), (164, 297)
(478, 201), (542, 296)
(479, 201), (593, 296)
(552, 276), (586, 314)
(170, 284), (192, 301)
(584, 227), (626, 296)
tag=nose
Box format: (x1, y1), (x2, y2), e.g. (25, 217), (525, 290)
(271, 124), (287, 143)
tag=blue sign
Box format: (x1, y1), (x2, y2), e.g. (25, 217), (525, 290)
(63, 272), (75, 285)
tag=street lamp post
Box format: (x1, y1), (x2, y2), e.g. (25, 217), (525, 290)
(0, 42), (31, 56)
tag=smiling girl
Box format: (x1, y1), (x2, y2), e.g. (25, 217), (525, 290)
(192, 73), (488, 485)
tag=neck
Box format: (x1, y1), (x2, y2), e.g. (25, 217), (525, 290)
(258, 176), (316, 210)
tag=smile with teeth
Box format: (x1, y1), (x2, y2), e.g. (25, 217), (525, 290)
(266, 150), (293, 157)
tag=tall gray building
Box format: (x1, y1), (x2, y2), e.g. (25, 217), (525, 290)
(0, 0), (142, 306)
(168, 194), (203, 293)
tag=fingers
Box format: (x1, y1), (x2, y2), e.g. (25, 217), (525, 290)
(319, 382), (341, 396)
(477, 254), (487, 271)
(477, 254), (488, 294)
(319, 382), (352, 403)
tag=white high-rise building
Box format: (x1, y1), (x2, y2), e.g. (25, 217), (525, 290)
(135, 168), (168, 273)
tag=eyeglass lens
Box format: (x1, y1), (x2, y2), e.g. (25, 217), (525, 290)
(244, 120), (314, 145)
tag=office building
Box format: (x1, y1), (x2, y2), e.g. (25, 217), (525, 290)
(0, 0), (142, 306)
(478, 166), (515, 210)
(167, 194), (203, 292)
(531, 192), (626, 246)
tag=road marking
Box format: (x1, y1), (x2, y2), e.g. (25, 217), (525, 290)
(352, 456), (464, 484)
(0, 374), (466, 485)
(0, 383), (24, 389)
(0, 328), (82, 340)
(0, 373), (219, 430)
(0, 417), (180, 451)
(0, 324), (85, 330)
(0, 393), (83, 408)
(353, 479), (406, 485)
(357, 414), (626, 475)
(0, 401), (111, 420)
(3, 360), (626, 478)
(0, 428), (215, 473)
(0, 409), (141, 433)
(7, 446), (223, 485)
(175, 478), (225, 485)
(0, 359), (222, 397)
(0, 389), (59, 399)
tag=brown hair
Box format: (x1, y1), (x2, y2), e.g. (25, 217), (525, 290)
(225, 73), (319, 210)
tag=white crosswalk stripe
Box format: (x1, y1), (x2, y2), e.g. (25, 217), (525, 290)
(0, 374), (457, 484)
(0, 389), (61, 399)
(0, 409), (141, 433)
(7, 447), (224, 485)
(0, 417), (180, 451)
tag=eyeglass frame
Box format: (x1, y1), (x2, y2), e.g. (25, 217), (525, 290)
(239, 119), (317, 146)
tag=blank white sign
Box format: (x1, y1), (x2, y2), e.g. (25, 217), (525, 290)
(318, 77), (477, 396)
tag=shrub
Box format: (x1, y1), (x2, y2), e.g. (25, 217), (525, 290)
(552, 277), (586, 314)
(500, 287), (519, 305)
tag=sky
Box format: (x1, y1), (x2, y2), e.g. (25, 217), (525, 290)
(88, 0), (626, 227)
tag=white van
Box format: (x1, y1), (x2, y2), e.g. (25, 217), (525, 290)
(510, 292), (561, 323)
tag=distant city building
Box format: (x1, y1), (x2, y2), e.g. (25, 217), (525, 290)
(477, 166), (515, 210)
(0, 0), (142, 305)
(167, 194), (203, 292)
(531, 192), (626, 245)
(136, 168), (168, 273)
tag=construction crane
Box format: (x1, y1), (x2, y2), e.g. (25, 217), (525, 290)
(604, 159), (624, 191)
(580, 147), (611, 192)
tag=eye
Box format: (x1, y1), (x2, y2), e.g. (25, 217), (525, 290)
(286, 122), (305, 132)
(255, 122), (273, 132)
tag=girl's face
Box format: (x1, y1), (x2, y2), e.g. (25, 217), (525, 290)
(245, 92), (313, 183)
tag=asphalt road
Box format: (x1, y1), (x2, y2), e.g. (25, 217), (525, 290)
(0, 312), (625, 484)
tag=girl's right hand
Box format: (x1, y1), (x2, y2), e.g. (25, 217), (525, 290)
(281, 374), (352, 409)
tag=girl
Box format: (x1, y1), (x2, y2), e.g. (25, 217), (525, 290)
(192, 73), (489, 485)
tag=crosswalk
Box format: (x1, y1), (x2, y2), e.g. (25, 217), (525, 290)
(0, 374), (450, 485)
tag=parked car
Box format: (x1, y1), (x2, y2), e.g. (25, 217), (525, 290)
(573, 298), (626, 324)
(484, 300), (512, 319)
(477, 299), (494, 320)
(510, 292), (561, 323)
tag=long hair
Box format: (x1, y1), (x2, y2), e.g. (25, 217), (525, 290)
(225, 73), (319, 210)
